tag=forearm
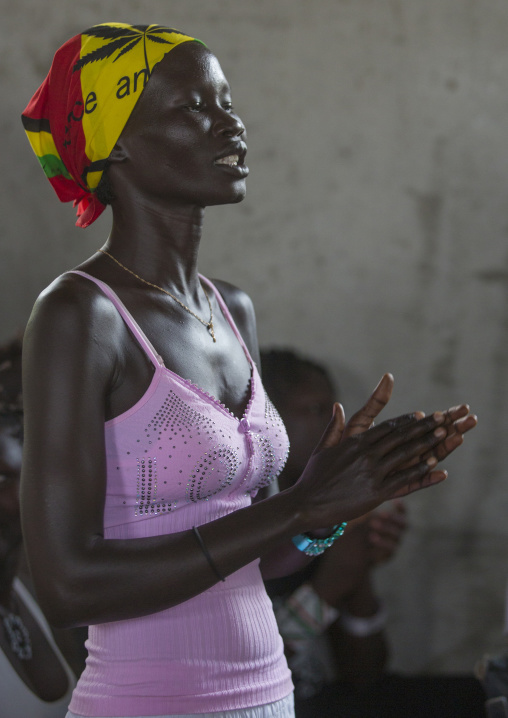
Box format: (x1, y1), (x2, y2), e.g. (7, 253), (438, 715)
(25, 394), (468, 628)
(29, 488), (306, 628)
(259, 524), (340, 580)
(259, 541), (315, 580)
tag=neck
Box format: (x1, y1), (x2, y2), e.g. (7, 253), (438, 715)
(105, 195), (206, 297)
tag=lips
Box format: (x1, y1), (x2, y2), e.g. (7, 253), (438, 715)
(215, 154), (240, 167)
(213, 145), (249, 177)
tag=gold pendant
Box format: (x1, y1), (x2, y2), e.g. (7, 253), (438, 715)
(208, 322), (216, 343)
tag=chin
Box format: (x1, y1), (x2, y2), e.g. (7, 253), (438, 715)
(207, 186), (246, 207)
(225, 181), (247, 205)
(230, 189), (246, 204)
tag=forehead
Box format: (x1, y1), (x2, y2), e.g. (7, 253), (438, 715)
(149, 42), (230, 94)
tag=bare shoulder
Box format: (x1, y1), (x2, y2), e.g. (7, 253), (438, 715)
(23, 272), (124, 393)
(210, 278), (260, 365)
(210, 279), (255, 321)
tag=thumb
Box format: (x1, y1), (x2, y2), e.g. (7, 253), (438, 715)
(343, 372), (394, 439)
(314, 402), (346, 452)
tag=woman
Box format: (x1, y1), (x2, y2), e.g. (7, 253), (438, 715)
(20, 23), (475, 718)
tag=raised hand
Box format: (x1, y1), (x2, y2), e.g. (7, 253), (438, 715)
(341, 373), (395, 439)
(291, 376), (477, 530)
(317, 373), (395, 451)
(428, 404), (476, 460)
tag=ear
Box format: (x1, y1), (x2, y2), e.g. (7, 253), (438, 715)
(108, 142), (128, 164)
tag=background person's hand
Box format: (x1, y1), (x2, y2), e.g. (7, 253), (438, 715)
(366, 499), (408, 565)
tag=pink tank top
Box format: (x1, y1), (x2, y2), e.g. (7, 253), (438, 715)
(67, 271), (293, 716)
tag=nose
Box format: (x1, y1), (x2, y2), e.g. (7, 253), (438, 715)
(214, 112), (245, 139)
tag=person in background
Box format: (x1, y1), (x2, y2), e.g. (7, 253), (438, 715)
(261, 348), (486, 718)
(0, 337), (77, 717)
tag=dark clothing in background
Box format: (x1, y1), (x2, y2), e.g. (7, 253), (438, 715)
(265, 569), (486, 718)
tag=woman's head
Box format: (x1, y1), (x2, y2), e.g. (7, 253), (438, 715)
(105, 41), (248, 211)
(22, 23), (204, 227)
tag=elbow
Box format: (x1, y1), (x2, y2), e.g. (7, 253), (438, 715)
(36, 576), (90, 629)
(31, 560), (96, 629)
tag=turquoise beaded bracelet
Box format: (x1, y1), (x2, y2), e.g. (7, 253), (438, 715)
(292, 522), (348, 556)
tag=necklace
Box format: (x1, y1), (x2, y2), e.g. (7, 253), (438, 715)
(0, 599), (32, 661)
(98, 249), (216, 342)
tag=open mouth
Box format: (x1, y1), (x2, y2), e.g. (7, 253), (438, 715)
(214, 154), (240, 167)
(213, 146), (248, 177)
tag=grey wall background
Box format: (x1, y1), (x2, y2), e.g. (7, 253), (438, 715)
(2, 0), (507, 674)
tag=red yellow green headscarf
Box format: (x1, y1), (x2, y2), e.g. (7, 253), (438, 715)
(21, 23), (200, 228)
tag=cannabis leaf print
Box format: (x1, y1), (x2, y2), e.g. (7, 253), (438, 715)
(73, 25), (188, 75)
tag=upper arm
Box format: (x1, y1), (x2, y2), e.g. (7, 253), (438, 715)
(21, 275), (120, 600)
(211, 279), (261, 369)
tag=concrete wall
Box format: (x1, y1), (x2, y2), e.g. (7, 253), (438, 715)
(2, 0), (508, 673)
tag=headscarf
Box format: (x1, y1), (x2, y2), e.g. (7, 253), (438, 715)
(21, 23), (200, 228)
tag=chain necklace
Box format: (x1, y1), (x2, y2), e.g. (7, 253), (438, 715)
(98, 249), (216, 342)
(0, 598), (32, 661)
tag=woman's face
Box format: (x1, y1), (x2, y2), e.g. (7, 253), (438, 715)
(113, 42), (248, 208)
(0, 423), (23, 556)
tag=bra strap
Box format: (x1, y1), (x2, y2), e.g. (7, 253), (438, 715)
(68, 270), (164, 370)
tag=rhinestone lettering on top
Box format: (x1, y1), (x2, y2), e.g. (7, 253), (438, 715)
(187, 445), (240, 502)
(133, 390), (240, 515)
(136, 456), (172, 516)
(246, 392), (290, 495)
(147, 390), (217, 439)
(264, 391), (283, 425)
(248, 433), (289, 494)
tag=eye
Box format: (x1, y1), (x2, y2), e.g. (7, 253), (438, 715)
(185, 101), (204, 113)
(222, 101), (234, 112)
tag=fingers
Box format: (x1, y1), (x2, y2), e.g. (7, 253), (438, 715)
(390, 466), (448, 499)
(443, 404), (470, 424)
(342, 373), (394, 439)
(367, 504), (408, 562)
(380, 421), (448, 474)
(363, 410), (442, 455)
(369, 505), (408, 538)
(390, 498), (408, 516)
(424, 409), (477, 462)
(454, 414), (477, 435)
(314, 402), (346, 452)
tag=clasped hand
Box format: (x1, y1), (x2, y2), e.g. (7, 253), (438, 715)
(290, 373), (477, 531)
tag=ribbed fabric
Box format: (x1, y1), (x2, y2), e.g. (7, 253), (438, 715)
(67, 272), (293, 717)
(66, 691), (295, 717)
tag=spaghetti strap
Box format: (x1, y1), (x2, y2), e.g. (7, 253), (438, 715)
(199, 274), (254, 367)
(68, 270), (164, 370)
